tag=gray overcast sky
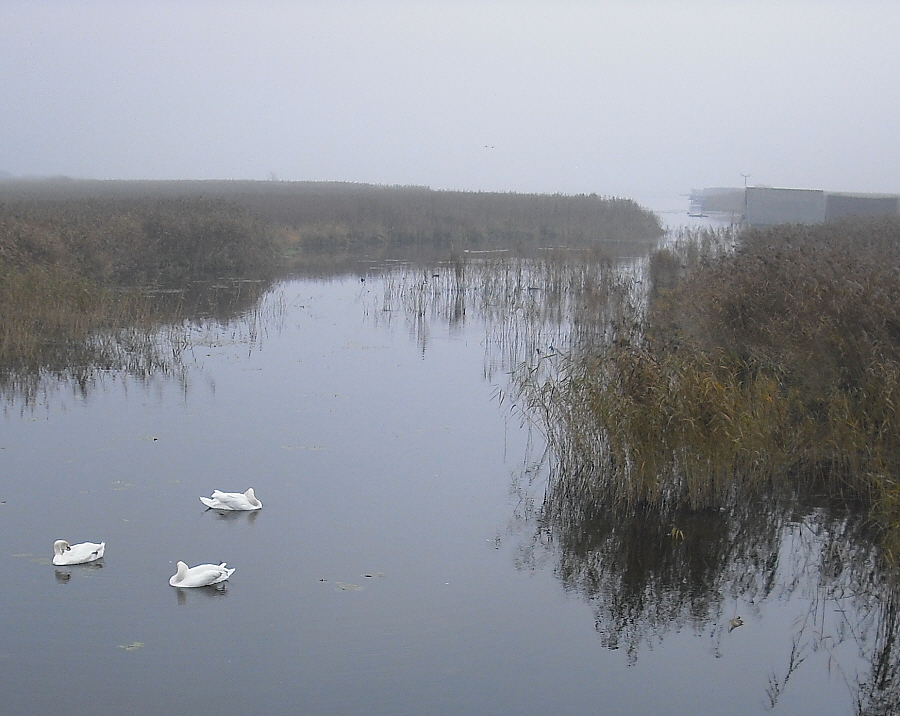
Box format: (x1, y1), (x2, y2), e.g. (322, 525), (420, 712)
(2, 1), (898, 210)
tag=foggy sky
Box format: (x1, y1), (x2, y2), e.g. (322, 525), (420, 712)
(2, 1), (898, 210)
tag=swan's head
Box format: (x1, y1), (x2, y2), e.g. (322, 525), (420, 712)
(53, 540), (71, 556)
(245, 488), (260, 507)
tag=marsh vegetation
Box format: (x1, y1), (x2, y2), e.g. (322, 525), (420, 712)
(513, 218), (900, 544)
(5, 176), (900, 712)
(367, 216), (900, 554)
(0, 187), (277, 399)
(0, 178), (661, 400)
(1, 177), (663, 268)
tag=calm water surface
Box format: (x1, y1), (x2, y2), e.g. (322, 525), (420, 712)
(0, 274), (883, 715)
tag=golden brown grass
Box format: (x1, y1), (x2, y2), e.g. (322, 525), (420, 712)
(517, 217), (900, 554)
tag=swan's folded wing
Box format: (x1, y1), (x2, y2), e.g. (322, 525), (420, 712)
(212, 492), (245, 509)
(209, 565), (235, 584)
(199, 496), (218, 508)
(69, 541), (104, 563)
(185, 565), (224, 586)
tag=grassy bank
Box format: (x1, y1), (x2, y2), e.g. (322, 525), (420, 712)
(518, 217), (900, 557)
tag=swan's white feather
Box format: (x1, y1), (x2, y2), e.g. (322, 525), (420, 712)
(169, 560), (235, 587)
(52, 540), (105, 566)
(199, 487), (262, 511)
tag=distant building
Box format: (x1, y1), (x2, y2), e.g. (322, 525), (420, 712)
(825, 192), (900, 222)
(745, 187), (826, 226)
(690, 186), (900, 226)
(688, 187), (744, 217)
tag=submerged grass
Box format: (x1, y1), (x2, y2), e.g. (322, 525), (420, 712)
(0, 264), (187, 401)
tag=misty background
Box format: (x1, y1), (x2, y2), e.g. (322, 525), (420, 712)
(1, 1), (898, 211)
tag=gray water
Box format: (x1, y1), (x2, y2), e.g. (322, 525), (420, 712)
(0, 274), (888, 715)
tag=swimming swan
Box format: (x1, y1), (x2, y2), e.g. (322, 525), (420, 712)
(199, 488), (262, 511)
(169, 561), (235, 588)
(52, 540), (105, 566)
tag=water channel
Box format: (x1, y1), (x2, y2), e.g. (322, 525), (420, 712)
(0, 264), (896, 715)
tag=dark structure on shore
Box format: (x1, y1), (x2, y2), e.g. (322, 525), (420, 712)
(689, 186), (900, 226)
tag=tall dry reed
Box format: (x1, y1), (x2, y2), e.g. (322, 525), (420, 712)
(519, 218), (900, 552)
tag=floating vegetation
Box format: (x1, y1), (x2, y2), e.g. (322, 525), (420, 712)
(334, 582), (363, 592)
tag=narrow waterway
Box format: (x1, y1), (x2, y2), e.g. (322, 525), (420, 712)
(0, 272), (889, 715)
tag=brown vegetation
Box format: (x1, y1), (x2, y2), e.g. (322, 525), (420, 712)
(0, 193), (275, 285)
(0, 178), (663, 270)
(0, 178), (661, 396)
(518, 217), (900, 557)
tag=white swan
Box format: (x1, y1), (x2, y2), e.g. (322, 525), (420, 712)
(199, 488), (262, 511)
(169, 561), (235, 588)
(52, 539), (105, 566)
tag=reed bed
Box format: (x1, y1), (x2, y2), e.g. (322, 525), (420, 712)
(0, 194), (277, 285)
(0, 179), (658, 400)
(375, 247), (642, 381)
(515, 218), (900, 555)
(0, 186), (279, 402)
(0, 178), (664, 270)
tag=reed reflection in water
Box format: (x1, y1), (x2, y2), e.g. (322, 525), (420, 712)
(0, 277), (279, 407)
(531, 466), (900, 713)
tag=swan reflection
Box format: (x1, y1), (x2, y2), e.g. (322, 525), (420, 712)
(207, 508), (260, 526)
(174, 582), (229, 606)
